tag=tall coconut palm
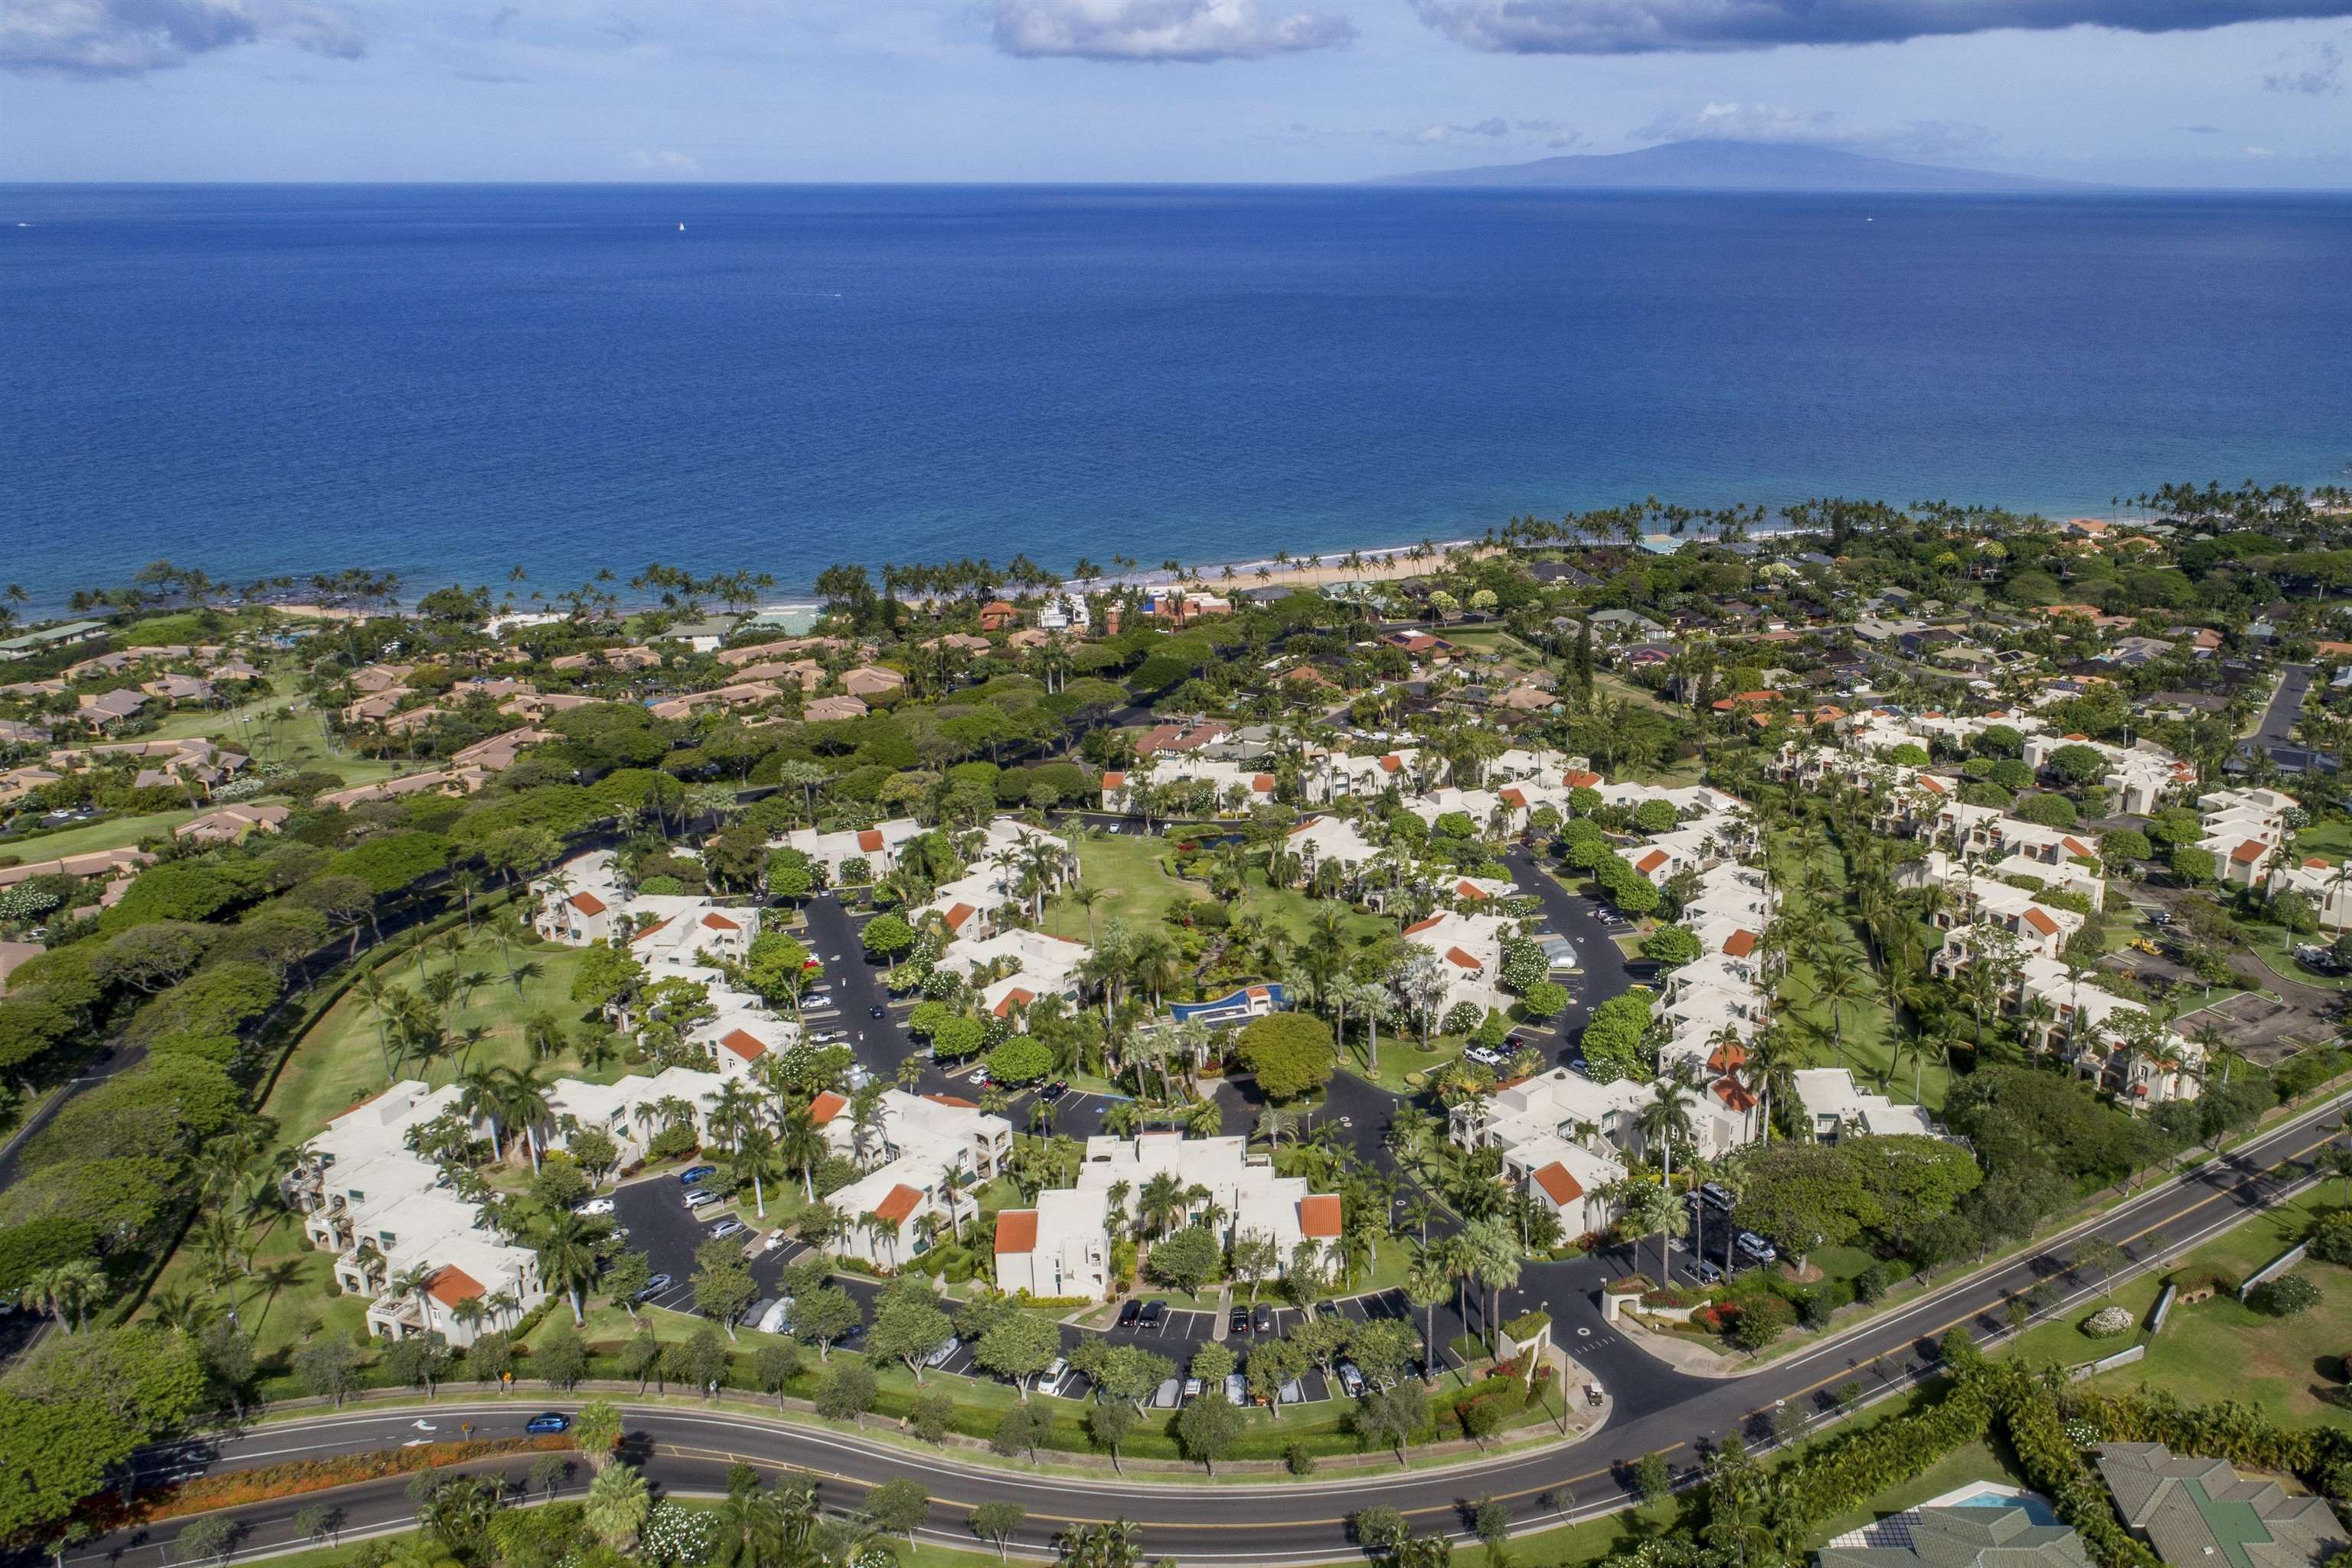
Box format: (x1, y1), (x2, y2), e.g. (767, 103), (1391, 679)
(536, 1212), (602, 1324)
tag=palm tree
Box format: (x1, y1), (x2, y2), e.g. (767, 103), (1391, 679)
(1403, 1241), (1449, 1376)
(778, 1109), (826, 1202)
(730, 1125), (785, 1220)
(1809, 947), (1870, 1062)
(1463, 1216), (1521, 1356)
(20, 1258), (106, 1333)
(536, 1213), (603, 1324)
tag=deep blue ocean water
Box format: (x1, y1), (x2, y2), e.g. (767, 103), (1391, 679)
(5, 183), (2349, 607)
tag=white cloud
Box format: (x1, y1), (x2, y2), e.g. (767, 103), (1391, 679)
(991, 0), (1354, 61)
(1410, 0), (2352, 54)
(1632, 100), (1997, 158)
(626, 149), (701, 173)
(2, 0), (362, 76)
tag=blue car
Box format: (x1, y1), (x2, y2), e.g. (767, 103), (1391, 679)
(524, 1413), (570, 1435)
(679, 1165), (718, 1185)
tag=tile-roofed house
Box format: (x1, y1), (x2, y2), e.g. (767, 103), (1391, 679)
(1298, 1194), (1343, 1239)
(1817, 1502), (2093, 1568)
(1530, 1161), (1583, 1207)
(2097, 1442), (2350, 1568)
(803, 694), (869, 722)
(175, 803), (291, 844)
(840, 665), (905, 698)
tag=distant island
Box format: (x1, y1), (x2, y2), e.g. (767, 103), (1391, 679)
(1381, 138), (2088, 194)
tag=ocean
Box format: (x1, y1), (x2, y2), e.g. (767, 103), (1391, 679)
(4, 182), (2349, 609)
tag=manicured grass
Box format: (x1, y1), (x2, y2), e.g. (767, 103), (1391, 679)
(1045, 831), (1207, 940)
(2239, 922), (2352, 993)
(1995, 1187), (2350, 1428)
(2, 805), (203, 859)
(144, 1207), (374, 1366)
(1346, 1029), (1471, 1095)
(262, 926), (603, 1149)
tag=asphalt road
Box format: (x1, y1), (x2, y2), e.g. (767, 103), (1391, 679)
(88, 1090), (2350, 1568)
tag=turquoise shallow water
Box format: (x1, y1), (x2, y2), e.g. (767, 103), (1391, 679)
(4, 182), (2349, 606)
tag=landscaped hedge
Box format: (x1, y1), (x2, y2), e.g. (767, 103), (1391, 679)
(80, 1436), (570, 1530)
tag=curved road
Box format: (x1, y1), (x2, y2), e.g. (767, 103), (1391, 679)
(82, 1092), (2350, 1568)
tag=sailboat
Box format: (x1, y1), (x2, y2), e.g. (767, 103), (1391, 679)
(678, 222), (686, 233)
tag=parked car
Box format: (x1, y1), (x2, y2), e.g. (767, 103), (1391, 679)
(740, 1297), (779, 1328)
(1042, 1356), (1069, 1390)
(1182, 1377), (1203, 1400)
(1252, 1303), (1274, 1334)
(634, 1273), (673, 1302)
(709, 1218), (747, 1240)
(757, 1297), (795, 1335)
(1690, 1260), (1724, 1286)
(1039, 1080), (1069, 1102)
(1736, 1230), (1778, 1263)
(1139, 1300), (1168, 1325)
(1230, 1306), (1251, 1335)
(679, 1165), (718, 1185)
(1699, 1181), (1736, 1211)
(524, 1413), (571, 1435)
(573, 1198), (616, 1217)
(1336, 1361), (1366, 1397)
(868, 1004), (887, 1018)
(1152, 1377), (1181, 1409)
(1566, 1055), (1589, 1076)
(684, 1189), (721, 1210)
(923, 1336), (961, 1369)
(1119, 1300), (1142, 1327)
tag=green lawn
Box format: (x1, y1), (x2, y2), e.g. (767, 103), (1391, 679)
(3, 805), (204, 860)
(1236, 866), (1393, 951)
(2239, 922), (2352, 994)
(1995, 1186), (2350, 1428)
(1044, 832), (1207, 940)
(262, 926), (604, 1149)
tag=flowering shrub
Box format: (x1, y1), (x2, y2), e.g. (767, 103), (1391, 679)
(642, 1500), (717, 1566)
(81, 1437), (566, 1528)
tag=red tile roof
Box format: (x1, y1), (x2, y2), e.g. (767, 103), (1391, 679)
(995, 1210), (1038, 1253)
(925, 1093), (979, 1109)
(1722, 929), (1757, 959)
(1402, 915), (1444, 935)
(858, 829), (885, 853)
(1499, 787), (1528, 808)
(1251, 773), (1276, 792)
(1713, 1077), (1758, 1112)
(944, 903), (976, 932)
(2231, 839), (2265, 864)
(1563, 769), (1601, 789)
(1708, 1040), (1748, 1073)
(1917, 776), (1947, 794)
(568, 891), (608, 915)
(992, 986), (1036, 1017)
(1635, 849), (1670, 874)
(1298, 1194), (1343, 1238)
(426, 1266), (485, 1307)
(2022, 906), (2060, 937)
(808, 1089), (848, 1124)
(1379, 754), (1403, 773)
(2061, 837), (2092, 858)
(872, 1184), (923, 1226)
(632, 918), (671, 942)
(1444, 946), (1482, 971)
(1530, 1161), (1583, 1207)
(1102, 770), (1125, 788)
(702, 912), (740, 931)
(720, 1028), (768, 1061)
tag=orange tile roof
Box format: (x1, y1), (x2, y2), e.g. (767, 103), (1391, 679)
(1713, 1077), (1758, 1112)
(2022, 906), (2060, 937)
(1722, 929), (1756, 959)
(944, 903), (975, 932)
(1402, 914), (1444, 935)
(1102, 770), (1125, 788)
(808, 1089), (848, 1124)
(858, 828), (885, 853)
(426, 1265), (485, 1307)
(702, 912), (740, 931)
(995, 1210), (1039, 1253)
(1707, 1040), (1747, 1073)
(1563, 770), (1601, 789)
(568, 891), (608, 915)
(1635, 849), (1669, 874)
(1251, 773), (1276, 792)
(1455, 880), (1488, 900)
(872, 1184), (923, 1225)
(992, 986), (1036, 1017)
(925, 1093), (979, 1109)
(2062, 837), (2092, 858)
(1917, 776), (1947, 794)
(1499, 787), (1527, 808)
(631, 918), (671, 942)
(1444, 946), (1482, 970)
(1530, 1161), (1583, 1207)
(720, 1028), (768, 1061)
(1298, 1194), (1343, 1238)
(2231, 839), (2265, 864)
(1379, 754), (1403, 773)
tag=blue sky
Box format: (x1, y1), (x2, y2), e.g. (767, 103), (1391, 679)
(4, 0), (2348, 185)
